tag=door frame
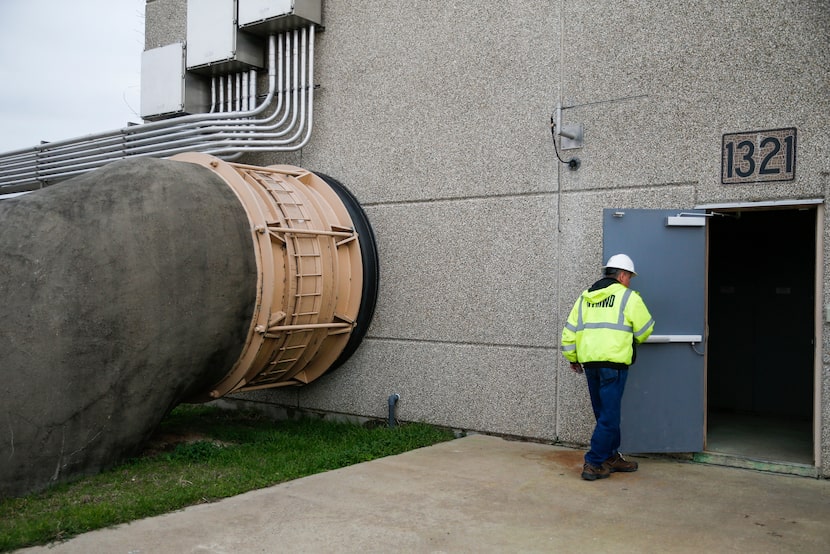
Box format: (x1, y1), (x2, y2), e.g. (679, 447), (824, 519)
(695, 198), (823, 469)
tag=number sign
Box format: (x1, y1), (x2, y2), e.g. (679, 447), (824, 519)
(722, 128), (796, 184)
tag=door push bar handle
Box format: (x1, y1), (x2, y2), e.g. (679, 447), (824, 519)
(645, 334), (703, 344)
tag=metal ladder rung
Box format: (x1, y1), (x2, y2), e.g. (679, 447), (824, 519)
(270, 358), (299, 366)
(262, 366), (290, 374)
(277, 345), (306, 353)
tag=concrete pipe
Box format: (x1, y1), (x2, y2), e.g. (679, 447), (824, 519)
(0, 154), (378, 497)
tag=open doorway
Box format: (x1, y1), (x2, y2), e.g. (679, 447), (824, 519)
(706, 207), (816, 465)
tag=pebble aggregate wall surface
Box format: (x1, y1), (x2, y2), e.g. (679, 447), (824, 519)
(142, 0), (830, 474)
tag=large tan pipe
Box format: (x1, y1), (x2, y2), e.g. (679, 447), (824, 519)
(0, 154), (378, 497)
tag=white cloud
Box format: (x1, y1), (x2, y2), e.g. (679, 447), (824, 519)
(0, 0), (145, 153)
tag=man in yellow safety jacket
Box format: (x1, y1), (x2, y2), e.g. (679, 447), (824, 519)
(561, 253), (655, 481)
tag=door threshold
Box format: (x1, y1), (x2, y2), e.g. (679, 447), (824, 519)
(694, 451), (818, 478)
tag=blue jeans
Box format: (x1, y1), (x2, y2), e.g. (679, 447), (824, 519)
(584, 366), (628, 467)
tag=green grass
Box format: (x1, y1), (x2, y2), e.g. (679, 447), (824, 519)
(0, 405), (456, 552)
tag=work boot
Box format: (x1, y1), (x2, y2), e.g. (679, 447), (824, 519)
(581, 462), (610, 481)
(603, 452), (638, 473)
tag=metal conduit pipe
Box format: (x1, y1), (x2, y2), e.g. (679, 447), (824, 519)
(229, 75), (235, 111)
(141, 31), (304, 147)
(103, 34), (299, 159)
(0, 30), (299, 186)
(39, 31), (306, 178)
(210, 76), (217, 113)
(0, 154), (379, 498)
(0, 27), (315, 193)
(183, 31), (315, 155)
(241, 72), (247, 111)
(0, 33), (284, 183)
(238, 74), (243, 111)
(110, 40), (291, 154)
(10, 57), (285, 176)
(249, 69), (257, 110)
(219, 74), (226, 112)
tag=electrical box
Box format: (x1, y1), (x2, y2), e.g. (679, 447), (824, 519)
(186, 0), (263, 74)
(238, 0), (322, 34)
(141, 43), (210, 120)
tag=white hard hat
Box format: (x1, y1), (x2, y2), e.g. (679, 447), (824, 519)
(604, 253), (637, 275)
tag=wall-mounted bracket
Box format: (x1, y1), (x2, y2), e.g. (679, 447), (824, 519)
(550, 103), (582, 170)
(554, 103), (583, 150)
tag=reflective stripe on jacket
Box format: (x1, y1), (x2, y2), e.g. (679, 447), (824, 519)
(561, 281), (654, 366)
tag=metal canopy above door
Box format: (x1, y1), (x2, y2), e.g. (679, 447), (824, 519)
(602, 208), (706, 453)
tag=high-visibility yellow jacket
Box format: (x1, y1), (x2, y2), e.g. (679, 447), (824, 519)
(561, 279), (655, 367)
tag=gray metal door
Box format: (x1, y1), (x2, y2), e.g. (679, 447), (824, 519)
(603, 208), (706, 453)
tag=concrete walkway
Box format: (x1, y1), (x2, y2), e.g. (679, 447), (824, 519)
(18, 435), (830, 553)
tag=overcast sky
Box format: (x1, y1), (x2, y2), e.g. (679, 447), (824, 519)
(0, 0), (145, 153)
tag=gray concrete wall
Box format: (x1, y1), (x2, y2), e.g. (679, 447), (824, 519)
(553, 0), (830, 467)
(551, 0), (830, 471)
(238, 0), (563, 442)
(144, 0), (830, 474)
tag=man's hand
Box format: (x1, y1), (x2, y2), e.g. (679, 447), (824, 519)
(570, 362), (583, 374)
